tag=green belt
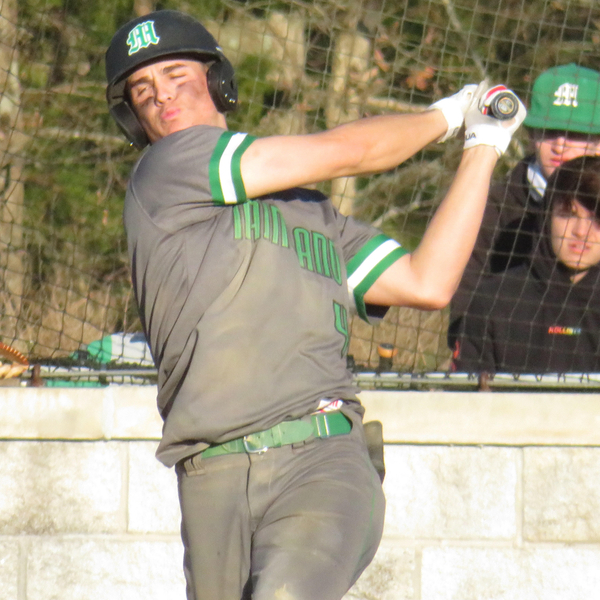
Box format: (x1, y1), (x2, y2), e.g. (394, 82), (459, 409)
(201, 411), (351, 458)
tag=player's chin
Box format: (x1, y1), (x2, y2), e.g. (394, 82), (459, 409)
(146, 125), (176, 143)
(161, 120), (192, 139)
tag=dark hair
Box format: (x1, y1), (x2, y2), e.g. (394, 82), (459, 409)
(545, 155), (600, 220)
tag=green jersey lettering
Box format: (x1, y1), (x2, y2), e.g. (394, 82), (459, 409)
(270, 205), (289, 247)
(233, 204), (243, 239)
(263, 202), (271, 240)
(233, 201), (288, 246)
(333, 301), (350, 357)
(293, 228), (342, 284)
(294, 228), (314, 271)
(329, 239), (342, 284)
(312, 232), (331, 277)
(244, 201), (261, 240)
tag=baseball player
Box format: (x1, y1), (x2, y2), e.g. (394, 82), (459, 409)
(105, 10), (525, 600)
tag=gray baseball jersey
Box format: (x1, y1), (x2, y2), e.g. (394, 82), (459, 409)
(124, 125), (407, 467)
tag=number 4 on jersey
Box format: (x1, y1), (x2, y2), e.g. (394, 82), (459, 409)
(333, 301), (350, 357)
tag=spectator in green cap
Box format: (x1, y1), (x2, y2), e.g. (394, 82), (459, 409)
(526, 63), (600, 178)
(448, 63), (600, 354)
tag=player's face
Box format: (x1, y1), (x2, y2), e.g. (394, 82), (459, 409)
(551, 198), (600, 277)
(534, 129), (600, 179)
(127, 58), (224, 142)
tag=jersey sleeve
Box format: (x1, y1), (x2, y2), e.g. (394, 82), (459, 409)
(208, 131), (257, 205)
(347, 233), (408, 321)
(335, 212), (407, 322)
(129, 126), (257, 231)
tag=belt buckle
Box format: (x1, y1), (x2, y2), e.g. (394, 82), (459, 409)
(242, 434), (269, 454)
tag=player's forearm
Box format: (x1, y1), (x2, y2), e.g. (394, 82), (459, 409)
(329, 109), (447, 175)
(241, 110), (447, 198)
(407, 146), (499, 307)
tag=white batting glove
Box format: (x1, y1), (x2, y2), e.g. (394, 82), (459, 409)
(464, 82), (527, 156)
(429, 84), (479, 142)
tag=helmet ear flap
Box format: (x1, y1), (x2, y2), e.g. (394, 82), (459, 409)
(206, 59), (238, 113)
(109, 102), (150, 149)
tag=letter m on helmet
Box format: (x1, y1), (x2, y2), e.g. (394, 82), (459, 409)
(127, 21), (160, 55)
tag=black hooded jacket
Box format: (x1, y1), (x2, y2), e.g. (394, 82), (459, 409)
(448, 155), (545, 347)
(453, 206), (600, 374)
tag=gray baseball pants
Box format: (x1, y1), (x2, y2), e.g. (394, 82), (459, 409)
(175, 411), (385, 600)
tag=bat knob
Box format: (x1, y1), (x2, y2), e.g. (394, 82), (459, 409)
(489, 91), (519, 120)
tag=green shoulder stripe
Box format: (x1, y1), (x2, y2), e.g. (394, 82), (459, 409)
(209, 132), (256, 205)
(347, 234), (407, 322)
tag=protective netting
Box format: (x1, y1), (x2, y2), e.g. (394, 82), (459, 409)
(1, 0), (599, 385)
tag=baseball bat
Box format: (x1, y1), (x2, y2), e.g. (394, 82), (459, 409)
(488, 90), (519, 120)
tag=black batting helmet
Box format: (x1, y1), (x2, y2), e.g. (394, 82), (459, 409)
(105, 10), (237, 148)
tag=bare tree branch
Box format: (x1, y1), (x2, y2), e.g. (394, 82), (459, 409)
(34, 127), (128, 146)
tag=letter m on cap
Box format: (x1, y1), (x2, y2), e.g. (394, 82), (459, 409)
(553, 83), (579, 107)
(127, 21), (160, 55)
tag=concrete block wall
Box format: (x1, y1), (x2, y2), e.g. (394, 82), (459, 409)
(1, 387), (600, 599)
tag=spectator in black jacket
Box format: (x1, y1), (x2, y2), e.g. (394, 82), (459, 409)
(453, 155), (600, 374)
(448, 64), (600, 350)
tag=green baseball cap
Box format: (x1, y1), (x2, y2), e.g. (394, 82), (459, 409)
(524, 63), (600, 134)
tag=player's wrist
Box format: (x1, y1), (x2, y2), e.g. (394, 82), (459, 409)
(425, 108), (454, 143)
(460, 144), (500, 171)
(464, 124), (511, 156)
(431, 98), (465, 141)
(461, 143), (500, 158)
(429, 83), (479, 143)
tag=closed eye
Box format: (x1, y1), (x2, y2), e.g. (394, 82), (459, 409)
(130, 84), (152, 105)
